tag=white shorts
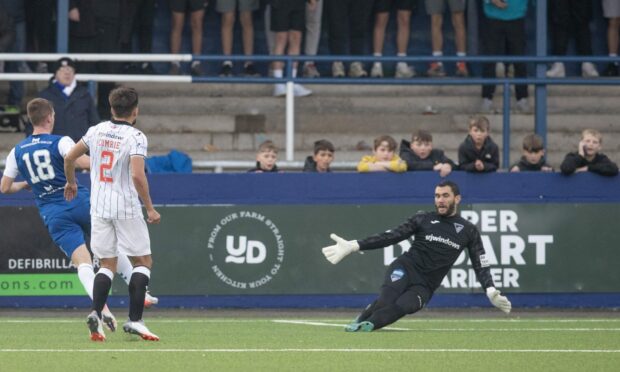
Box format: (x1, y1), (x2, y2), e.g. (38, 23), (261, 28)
(91, 216), (151, 259)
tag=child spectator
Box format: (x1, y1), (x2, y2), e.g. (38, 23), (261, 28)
(303, 139), (335, 172)
(217, 0), (261, 77)
(271, 0), (315, 97)
(399, 130), (456, 177)
(603, 0), (620, 76)
(458, 115), (499, 173)
(510, 133), (553, 172)
(370, 0), (416, 78)
(560, 129), (619, 177)
(357, 135), (407, 173)
(425, 0), (468, 77)
(248, 140), (280, 173)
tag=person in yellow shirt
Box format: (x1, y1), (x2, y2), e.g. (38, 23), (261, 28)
(357, 135), (407, 173)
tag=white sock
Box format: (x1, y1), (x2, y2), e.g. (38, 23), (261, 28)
(397, 53), (407, 69)
(457, 52), (466, 58)
(273, 69), (283, 78)
(116, 254), (134, 285)
(292, 68), (298, 78)
(77, 263), (95, 299)
(191, 60), (200, 67)
(610, 54), (618, 65)
(432, 51), (443, 65)
(133, 266), (151, 279)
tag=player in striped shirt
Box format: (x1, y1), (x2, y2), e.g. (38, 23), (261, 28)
(64, 87), (160, 342)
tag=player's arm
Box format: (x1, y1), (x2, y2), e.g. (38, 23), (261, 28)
(63, 140), (88, 201)
(130, 155), (160, 224)
(467, 227), (511, 313)
(0, 149), (30, 194)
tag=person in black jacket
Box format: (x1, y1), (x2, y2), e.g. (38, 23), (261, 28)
(400, 129), (456, 177)
(560, 129), (618, 177)
(248, 140), (281, 173)
(321, 180), (511, 332)
(458, 115), (499, 172)
(303, 139), (334, 172)
(510, 133), (553, 172)
(25, 58), (100, 143)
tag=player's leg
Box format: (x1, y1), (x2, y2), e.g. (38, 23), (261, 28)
(115, 217), (159, 341)
(116, 253), (158, 307)
(363, 285), (431, 331)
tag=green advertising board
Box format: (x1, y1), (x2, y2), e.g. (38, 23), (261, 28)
(2, 204), (619, 296)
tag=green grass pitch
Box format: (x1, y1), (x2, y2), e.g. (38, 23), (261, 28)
(1, 310), (619, 371)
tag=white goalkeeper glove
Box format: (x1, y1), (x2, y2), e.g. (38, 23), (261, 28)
(321, 233), (360, 264)
(486, 287), (512, 314)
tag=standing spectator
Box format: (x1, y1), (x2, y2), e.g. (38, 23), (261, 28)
(169, 0), (207, 75)
(458, 115), (499, 173)
(0, 4), (15, 74)
(480, 0), (530, 114)
(270, 0), (315, 97)
(425, 0), (468, 77)
(69, 0), (98, 73)
(25, 58), (100, 143)
(546, 0), (599, 78)
(603, 0), (620, 76)
(370, 0), (416, 78)
(324, 0), (374, 77)
(303, 139), (335, 172)
(122, 0), (157, 74)
(560, 129), (619, 177)
(217, 0), (261, 77)
(0, 0), (27, 110)
(265, 0), (324, 78)
(25, 0), (55, 73)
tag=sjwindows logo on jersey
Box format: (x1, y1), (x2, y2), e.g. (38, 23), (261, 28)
(206, 211), (285, 290)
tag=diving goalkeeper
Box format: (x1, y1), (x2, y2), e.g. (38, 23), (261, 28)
(321, 180), (511, 332)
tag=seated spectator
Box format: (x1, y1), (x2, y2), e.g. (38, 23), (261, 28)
(603, 0), (620, 76)
(546, 0), (598, 78)
(357, 135), (407, 173)
(303, 139), (335, 172)
(400, 129), (456, 177)
(458, 115), (499, 173)
(510, 133), (553, 172)
(370, 0), (416, 78)
(217, 0), (261, 77)
(425, 0), (468, 77)
(25, 57), (100, 143)
(169, 0), (207, 75)
(560, 129), (619, 177)
(248, 140), (280, 173)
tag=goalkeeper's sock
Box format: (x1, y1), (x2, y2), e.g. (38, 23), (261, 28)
(77, 263), (95, 299)
(365, 304), (407, 330)
(92, 268), (114, 318)
(356, 300), (378, 323)
(116, 254), (133, 285)
(128, 266), (150, 322)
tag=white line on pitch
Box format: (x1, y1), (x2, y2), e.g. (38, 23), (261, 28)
(272, 319), (410, 331)
(1, 348), (619, 353)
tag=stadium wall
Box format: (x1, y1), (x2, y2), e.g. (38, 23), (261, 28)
(1, 172), (619, 309)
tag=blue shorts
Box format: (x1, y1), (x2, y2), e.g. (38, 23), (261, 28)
(41, 196), (91, 258)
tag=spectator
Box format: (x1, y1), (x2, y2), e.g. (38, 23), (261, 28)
(0, 0), (27, 110)
(265, 0), (324, 78)
(25, 58), (100, 143)
(546, 0), (599, 78)
(248, 140), (280, 172)
(324, 0), (374, 77)
(458, 115), (499, 173)
(169, 0), (207, 75)
(271, 0), (315, 97)
(480, 0), (530, 114)
(603, 0), (620, 76)
(68, 0), (98, 74)
(510, 133), (553, 172)
(217, 0), (261, 77)
(357, 135), (407, 173)
(0, 4), (15, 72)
(399, 129), (456, 177)
(370, 0), (416, 78)
(122, 0), (157, 74)
(425, 0), (468, 77)
(303, 139), (335, 172)
(560, 129), (619, 177)
(25, 0), (55, 73)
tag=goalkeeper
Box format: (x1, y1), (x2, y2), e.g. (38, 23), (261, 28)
(321, 180), (511, 332)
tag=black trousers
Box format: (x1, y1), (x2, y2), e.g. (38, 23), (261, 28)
(548, 0), (593, 56)
(324, 0), (373, 56)
(481, 17), (528, 100)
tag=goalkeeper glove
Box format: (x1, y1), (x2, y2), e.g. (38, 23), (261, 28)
(321, 233), (360, 264)
(486, 287), (512, 314)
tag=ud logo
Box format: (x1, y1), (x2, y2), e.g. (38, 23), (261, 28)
(225, 236), (267, 264)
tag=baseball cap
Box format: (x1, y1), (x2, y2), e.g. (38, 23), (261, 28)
(55, 57), (77, 73)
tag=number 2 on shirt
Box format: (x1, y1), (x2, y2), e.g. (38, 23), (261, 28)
(100, 151), (114, 182)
